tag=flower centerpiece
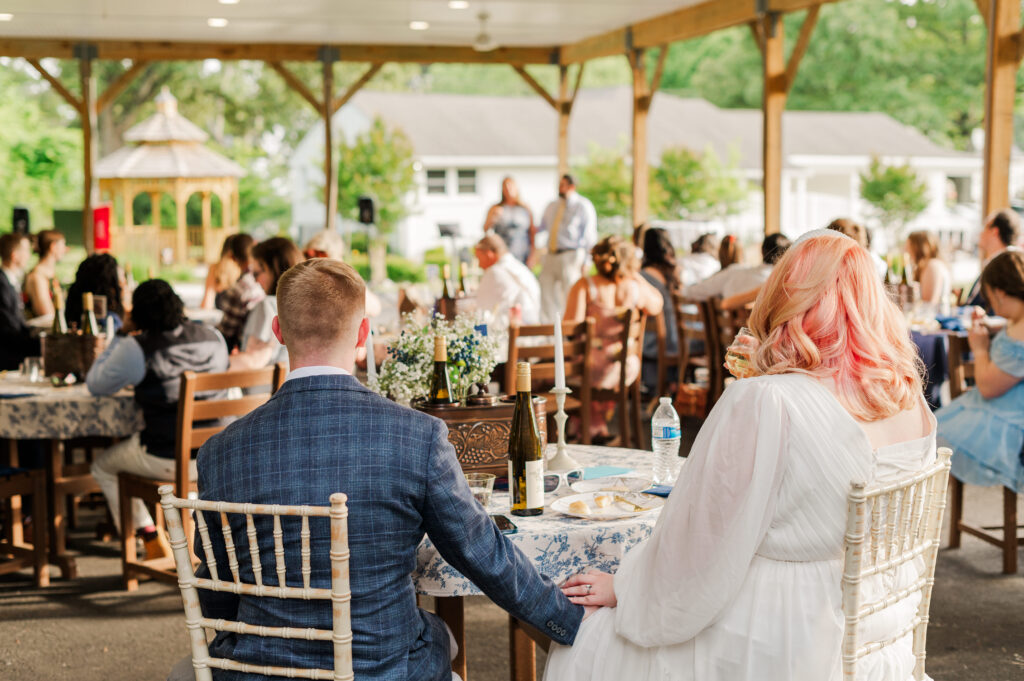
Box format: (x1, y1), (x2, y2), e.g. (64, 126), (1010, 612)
(371, 312), (505, 406)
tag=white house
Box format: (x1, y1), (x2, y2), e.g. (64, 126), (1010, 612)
(290, 86), (1022, 258)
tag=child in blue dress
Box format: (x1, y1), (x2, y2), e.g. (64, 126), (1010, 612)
(937, 250), (1024, 491)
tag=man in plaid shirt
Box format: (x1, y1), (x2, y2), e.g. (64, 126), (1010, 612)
(215, 234), (265, 350)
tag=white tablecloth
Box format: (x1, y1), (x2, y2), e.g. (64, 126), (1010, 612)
(414, 444), (662, 596)
(0, 373), (143, 440)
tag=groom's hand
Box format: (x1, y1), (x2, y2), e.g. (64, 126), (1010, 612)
(561, 570), (616, 608)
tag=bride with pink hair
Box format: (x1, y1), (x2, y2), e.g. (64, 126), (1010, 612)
(546, 230), (936, 681)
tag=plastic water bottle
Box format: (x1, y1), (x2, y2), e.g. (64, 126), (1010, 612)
(651, 397), (682, 484)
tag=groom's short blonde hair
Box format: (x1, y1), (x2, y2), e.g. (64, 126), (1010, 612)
(276, 258), (366, 354)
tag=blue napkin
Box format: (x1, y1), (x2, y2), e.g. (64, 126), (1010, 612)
(935, 316), (965, 332)
(0, 393), (34, 399)
(582, 466), (633, 480)
(642, 485), (673, 497)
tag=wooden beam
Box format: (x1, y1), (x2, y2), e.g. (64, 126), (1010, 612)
(982, 0), (1020, 217)
(974, 0), (992, 25)
(0, 38), (556, 64)
(322, 55), (337, 233)
(80, 48), (99, 253)
(267, 61), (320, 112)
(512, 65), (558, 110)
(784, 5), (820, 92)
(97, 60), (149, 111)
(649, 45), (669, 95)
(749, 21), (766, 58)
(570, 63), (585, 104)
(632, 49), (651, 231)
(330, 63), (383, 115)
(762, 15), (786, 236)
(25, 58), (82, 112)
(558, 27), (629, 64)
(557, 66), (571, 177)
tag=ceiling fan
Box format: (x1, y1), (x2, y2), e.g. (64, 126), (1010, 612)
(473, 11), (498, 52)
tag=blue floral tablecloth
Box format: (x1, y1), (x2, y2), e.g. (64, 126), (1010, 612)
(414, 444), (663, 597)
(0, 374), (144, 440)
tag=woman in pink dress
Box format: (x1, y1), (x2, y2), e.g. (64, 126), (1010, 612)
(564, 235), (663, 440)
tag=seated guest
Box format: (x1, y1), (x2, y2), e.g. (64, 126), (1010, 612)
(937, 250), (1024, 494)
(826, 217), (887, 280)
(718, 233), (742, 270)
(65, 253), (127, 332)
(546, 230), (936, 681)
(0, 233), (40, 370)
(303, 229), (382, 318)
(214, 234), (264, 351)
(88, 280), (228, 548)
(639, 228), (681, 396)
(24, 229), (67, 318)
(905, 230), (952, 306)
(231, 237), (302, 370)
(565, 235), (663, 441)
(679, 233), (719, 286)
(200, 237), (243, 310)
(172, 258), (583, 680)
(474, 233), (541, 325)
(683, 233), (791, 303)
(964, 209), (1021, 311)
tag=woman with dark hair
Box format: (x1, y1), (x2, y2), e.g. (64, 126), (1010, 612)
(564, 235), (663, 440)
(905, 231), (951, 306)
(640, 229), (681, 395)
(87, 279), (228, 554)
(483, 176), (535, 265)
(231, 236), (303, 370)
(24, 229), (67, 317)
(65, 253), (126, 331)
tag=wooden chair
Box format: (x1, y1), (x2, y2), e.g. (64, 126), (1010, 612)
(841, 447), (952, 680)
(671, 293), (711, 385)
(644, 312), (680, 417)
(118, 363), (287, 590)
(506, 319), (595, 445)
(707, 297), (752, 407)
(945, 332), (1023, 574)
(0, 468), (49, 587)
(590, 308), (648, 449)
(159, 485), (353, 681)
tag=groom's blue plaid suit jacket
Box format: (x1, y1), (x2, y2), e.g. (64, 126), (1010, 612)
(195, 374), (582, 680)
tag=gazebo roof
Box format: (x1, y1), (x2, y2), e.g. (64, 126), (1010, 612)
(97, 87), (244, 180)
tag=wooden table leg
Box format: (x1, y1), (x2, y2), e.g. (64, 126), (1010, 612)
(46, 439), (77, 579)
(436, 596), (467, 680)
(3, 439), (23, 546)
(509, 616), (537, 681)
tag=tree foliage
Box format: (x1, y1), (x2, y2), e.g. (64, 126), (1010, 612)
(335, 116), (416, 238)
(654, 146), (749, 220)
(859, 157), (929, 231)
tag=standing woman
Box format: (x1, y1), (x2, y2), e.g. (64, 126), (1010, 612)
(905, 231), (952, 306)
(230, 237), (302, 370)
(483, 176), (535, 266)
(24, 229), (67, 317)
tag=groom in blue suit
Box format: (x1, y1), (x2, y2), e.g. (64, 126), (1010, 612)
(189, 258), (582, 680)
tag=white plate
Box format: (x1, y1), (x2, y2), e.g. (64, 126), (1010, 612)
(551, 491), (664, 520)
(570, 473), (653, 494)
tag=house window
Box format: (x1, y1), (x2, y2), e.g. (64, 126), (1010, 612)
(457, 169), (477, 194)
(426, 169), (447, 195)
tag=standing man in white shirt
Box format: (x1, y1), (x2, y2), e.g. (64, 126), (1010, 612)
(537, 174), (598, 323)
(474, 233), (541, 325)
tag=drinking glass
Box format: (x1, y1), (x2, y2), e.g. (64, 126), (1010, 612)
(23, 357), (43, 383)
(92, 294), (108, 320)
(465, 472), (496, 508)
(724, 327), (758, 379)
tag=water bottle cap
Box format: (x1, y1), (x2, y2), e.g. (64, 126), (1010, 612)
(659, 397), (671, 405)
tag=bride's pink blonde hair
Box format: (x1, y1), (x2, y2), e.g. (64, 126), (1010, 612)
(748, 231), (923, 422)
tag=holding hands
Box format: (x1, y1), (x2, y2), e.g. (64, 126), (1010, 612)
(562, 569), (616, 618)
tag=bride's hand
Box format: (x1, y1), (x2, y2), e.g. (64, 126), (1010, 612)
(561, 570), (616, 608)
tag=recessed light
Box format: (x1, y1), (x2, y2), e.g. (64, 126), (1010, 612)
(0, 13), (13, 21)
(409, 20), (429, 30)
(207, 17), (229, 28)
(218, 0), (240, 4)
(448, 1), (469, 9)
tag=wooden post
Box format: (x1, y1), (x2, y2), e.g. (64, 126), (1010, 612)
(148, 192), (162, 227)
(76, 43), (99, 253)
(320, 47), (339, 233)
(981, 0), (1020, 218)
(557, 66), (571, 177)
(631, 49), (650, 231)
(762, 14), (785, 236)
(175, 187), (188, 262)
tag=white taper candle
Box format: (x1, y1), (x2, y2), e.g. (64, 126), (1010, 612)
(553, 315), (565, 390)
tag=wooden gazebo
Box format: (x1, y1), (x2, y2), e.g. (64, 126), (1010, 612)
(96, 87), (243, 264)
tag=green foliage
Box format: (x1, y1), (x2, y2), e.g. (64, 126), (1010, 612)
(335, 117), (416, 238)
(654, 146), (749, 220)
(575, 144), (634, 219)
(859, 157), (929, 231)
(345, 251), (425, 283)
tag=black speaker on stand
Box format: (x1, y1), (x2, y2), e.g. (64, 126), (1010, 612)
(12, 207), (29, 234)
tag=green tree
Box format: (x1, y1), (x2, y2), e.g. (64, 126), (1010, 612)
(574, 143), (669, 231)
(335, 116), (416, 238)
(653, 145), (749, 220)
(859, 157), (928, 232)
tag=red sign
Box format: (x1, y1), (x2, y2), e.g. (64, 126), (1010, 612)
(93, 204), (111, 251)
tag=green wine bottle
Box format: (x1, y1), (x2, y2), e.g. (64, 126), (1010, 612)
(51, 281), (67, 335)
(81, 292), (99, 336)
(508, 362), (544, 517)
(427, 335), (455, 405)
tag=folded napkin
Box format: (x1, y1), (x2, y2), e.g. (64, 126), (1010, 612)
(642, 485), (673, 498)
(0, 393), (35, 399)
(935, 316), (966, 332)
(582, 466), (633, 480)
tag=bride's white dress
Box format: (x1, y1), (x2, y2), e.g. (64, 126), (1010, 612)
(544, 374), (936, 681)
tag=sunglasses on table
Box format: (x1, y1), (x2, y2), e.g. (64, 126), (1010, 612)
(494, 469), (584, 493)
